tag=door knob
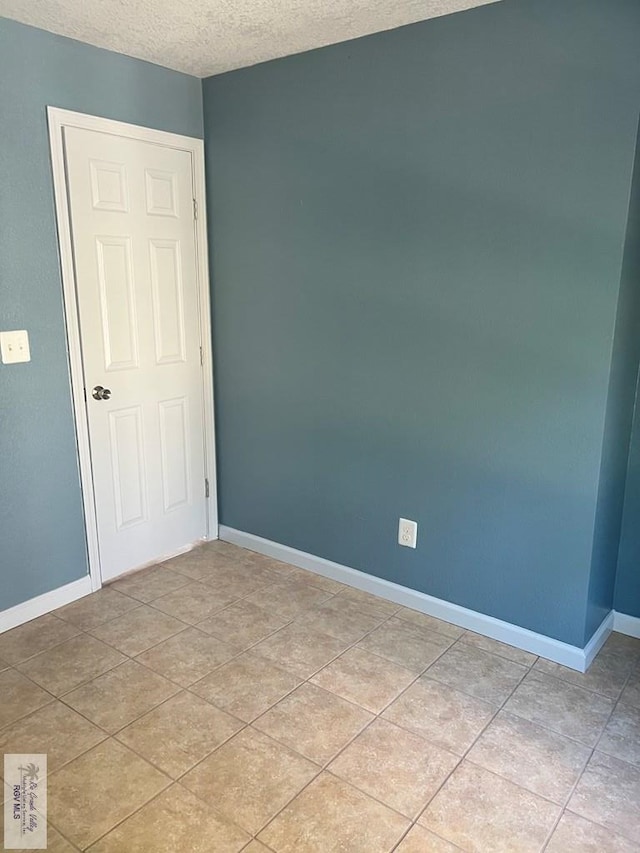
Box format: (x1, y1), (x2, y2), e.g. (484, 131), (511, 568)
(92, 385), (112, 400)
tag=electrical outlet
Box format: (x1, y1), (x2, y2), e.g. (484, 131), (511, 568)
(398, 517), (418, 549)
(0, 330), (31, 364)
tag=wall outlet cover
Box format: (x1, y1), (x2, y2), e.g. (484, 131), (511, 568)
(398, 517), (418, 549)
(0, 330), (31, 364)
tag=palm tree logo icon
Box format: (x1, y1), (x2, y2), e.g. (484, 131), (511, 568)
(18, 763), (39, 781)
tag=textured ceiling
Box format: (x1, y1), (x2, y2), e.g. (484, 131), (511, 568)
(0, 0), (501, 77)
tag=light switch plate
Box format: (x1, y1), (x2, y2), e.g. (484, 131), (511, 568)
(0, 330), (31, 364)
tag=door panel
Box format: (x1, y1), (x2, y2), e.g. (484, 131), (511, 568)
(90, 159), (129, 211)
(149, 239), (186, 364)
(64, 126), (207, 581)
(95, 236), (139, 370)
(158, 397), (191, 512)
(145, 169), (178, 216)
(108, 406), (148, 529)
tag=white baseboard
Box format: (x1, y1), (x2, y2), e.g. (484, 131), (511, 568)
(583, 610), (614, 669)
(0, 575), (93, 635)
(613, 611), (640, 639)
(220, 526), (613, 673)
(0, 535), (223, 635)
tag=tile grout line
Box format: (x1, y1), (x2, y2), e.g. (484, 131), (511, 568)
(56, 552), (640, 849)
(44, 555), (273, 846)
(239, 606), (468, 849)
(539, 656), (640, 851)
(181, 596), (420, 847)
(8, 560), (378, 738)
(78, 765), (250, 851)
(2, 562), (532, 850)
(419, 641), (637, 850)
(5, 544), (639, 851)
(3, 546), (460, 850)
(405, 638), (541, 847)
(47, 556), (409, 849)
(48, 609), (633, 852)
(406, 634), (639, 847)
(529, 657), (637, 700)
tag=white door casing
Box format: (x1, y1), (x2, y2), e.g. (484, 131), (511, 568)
(49, 109), (217, 588)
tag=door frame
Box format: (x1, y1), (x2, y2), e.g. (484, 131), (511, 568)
(48, 106), (218, 592)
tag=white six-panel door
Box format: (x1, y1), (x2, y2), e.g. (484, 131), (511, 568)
(63, 127), (207, 582)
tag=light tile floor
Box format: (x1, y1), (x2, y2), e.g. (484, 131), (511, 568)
(1, 541), (640, 851)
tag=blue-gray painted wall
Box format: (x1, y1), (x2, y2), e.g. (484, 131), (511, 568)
(0, 18), (203, 611)
(587, 115), (640, 639)
(203, 0), (640, 646)
(2, 4), (639, 643)
(615, 126), (640, 621)
(616, 379), (640, 619)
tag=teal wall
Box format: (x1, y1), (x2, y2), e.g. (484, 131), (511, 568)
(587, 116), (640, 639)
(203, 0), (640, 646)
(614, 126), (640, 621)
(616, 376), (640, 619)
(0, 19), (202, 611)
(2, 3), (639, 644)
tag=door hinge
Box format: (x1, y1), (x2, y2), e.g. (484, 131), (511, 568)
(199, 345), (203, 366)
(193, 197), (198, 220)
(205, 478), (210, 499)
